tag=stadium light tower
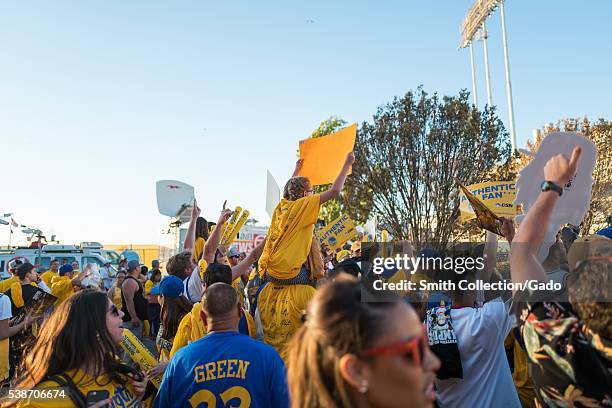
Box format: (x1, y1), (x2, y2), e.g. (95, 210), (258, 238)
(460, 0), (517, 153)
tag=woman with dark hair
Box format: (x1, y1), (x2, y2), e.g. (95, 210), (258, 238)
(192, 217), (209, 262)
(287, 274), (440, 408)
(13, 289), (148, 407)
(148, 276), (192, 379)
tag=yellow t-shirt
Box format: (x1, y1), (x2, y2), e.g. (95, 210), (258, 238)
(258, 194), (321, 280)
(257, 283), (315, 361)
(40, 271), (58, 288)
(0, 276), (19, 294)
(170, 311), (194, 359)
(144, 280), (154, 295)
(169, 302), (256, 359)
(50, 276), (74, 306)
(194, 237), (206, 262)
(18, 369), (142, 408)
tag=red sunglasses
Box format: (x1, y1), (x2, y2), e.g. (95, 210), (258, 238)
(361, 327), (428, 366)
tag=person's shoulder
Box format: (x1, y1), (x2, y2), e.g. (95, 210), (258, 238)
(0, 293), (11, 310)
(236, 334), (280, 356)
(481, 297), (508, 314)
(169, 342), (197, 366)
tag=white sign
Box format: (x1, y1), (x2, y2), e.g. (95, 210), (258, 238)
(514, 132), (597, 262)
(266, 170), (281, 219)
(156, 180), (194, 218)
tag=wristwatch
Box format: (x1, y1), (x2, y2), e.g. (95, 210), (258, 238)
(541, 180), (563, 196)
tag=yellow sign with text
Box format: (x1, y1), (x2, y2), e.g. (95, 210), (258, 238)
(120, 329), (162, 388)
(317, 214), (359, 252)
(459, 181), (518, 220)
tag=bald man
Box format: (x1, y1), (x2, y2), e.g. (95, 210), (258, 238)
(155, 283), (289, 408)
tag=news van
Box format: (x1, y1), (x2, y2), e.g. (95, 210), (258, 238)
(0, 245), (118, 280)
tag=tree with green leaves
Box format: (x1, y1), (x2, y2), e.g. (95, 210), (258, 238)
(348, 87), (511, 249)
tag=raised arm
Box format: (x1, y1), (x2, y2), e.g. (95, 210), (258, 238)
(320, 152), (355, 204)
(203, 201), (233, 264)
(510, 146), (582, 287)
(292, 159), (304, 178)
(0, 317), (28, 340)
(183, 199), (201, 254)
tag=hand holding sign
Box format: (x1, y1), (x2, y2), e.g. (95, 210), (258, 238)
(544, 146), (582, 187)
(514, 132), (596, 262)
(345, 151), (355, 166)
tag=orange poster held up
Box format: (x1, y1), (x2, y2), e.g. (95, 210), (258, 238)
(298, 124), (357, 186)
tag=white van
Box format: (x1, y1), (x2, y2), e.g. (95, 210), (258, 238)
(0, 245), (118, 280)
(78, 242), (121, 268)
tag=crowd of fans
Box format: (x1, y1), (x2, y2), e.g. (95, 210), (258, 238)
(0, 147), (609, 407)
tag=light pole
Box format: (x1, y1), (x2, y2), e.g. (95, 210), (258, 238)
(460, 0), (517, 152)
(482, 23), (493, 109)
(500, 0), (517, 153)
(469, 42), (479, 107)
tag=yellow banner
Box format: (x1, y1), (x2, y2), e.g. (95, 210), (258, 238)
(299, 124), (357, 186)
(317, 214), (358, 252)
(120, 329), (162, 388)
(459, 181), (517, 220)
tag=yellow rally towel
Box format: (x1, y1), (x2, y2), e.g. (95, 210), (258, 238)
(257, 283), (316, 362)
(120, 329), (162, 388)
(258, 194), (320, 280)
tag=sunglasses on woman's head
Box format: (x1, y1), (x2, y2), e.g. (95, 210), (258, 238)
(360, 326), (428, 366)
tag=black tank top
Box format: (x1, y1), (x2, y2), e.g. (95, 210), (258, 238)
(121, 276), (148, 322)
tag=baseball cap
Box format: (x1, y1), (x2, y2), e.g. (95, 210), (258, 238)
(152, 259), (160, 268)
(59, 264), (73, 276)
(159, 275), (184, 298)
(596, 226), (612, 240)
(227, 247), (240, 258)
(567, 235), (612, 272)
(127, 260), (140, 271)
(8, 259), (24, 273)
(150, 284), (160, 296)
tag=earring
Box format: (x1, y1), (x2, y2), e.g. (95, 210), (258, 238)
(359, 380), (368, 394)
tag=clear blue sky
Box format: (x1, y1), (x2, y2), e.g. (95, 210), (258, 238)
(1, 0), (610, 245)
